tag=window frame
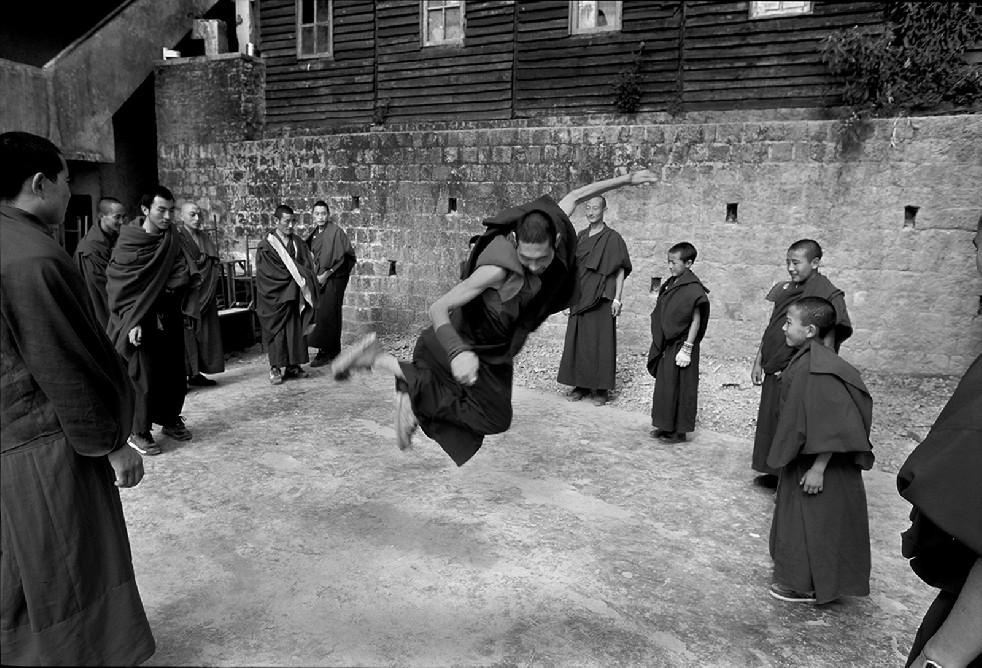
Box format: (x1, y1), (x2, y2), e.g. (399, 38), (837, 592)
(421, 0), (466, 48)
(569, 1), (623, 36)
(296, 0), (333, 60)
(748, 1), (814, 20)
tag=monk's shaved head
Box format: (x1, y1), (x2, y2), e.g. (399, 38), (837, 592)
(788, 239), (823, 261)
(790, 297), (836, 338)
(98, 197), (122, 217)
(182, 201), (202, 230)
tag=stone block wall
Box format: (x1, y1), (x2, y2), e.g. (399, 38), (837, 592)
(157, 112), (982, 375)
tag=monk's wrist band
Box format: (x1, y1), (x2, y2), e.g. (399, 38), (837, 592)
(435, 324), (471, 361)
(681, 342), (693, 352)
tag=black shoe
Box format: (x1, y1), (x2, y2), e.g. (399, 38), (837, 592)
(753, 474), (779, 489)
(657, 432), (686, 444)
(309, 352), (331, 368)
(285, 365), (308, 379)
(650, 428), (669, 439)
(188, 373), (217, 387)
(161, 416), (192, 441)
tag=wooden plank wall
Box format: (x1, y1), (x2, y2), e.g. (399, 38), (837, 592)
(259, 1), (888, 131)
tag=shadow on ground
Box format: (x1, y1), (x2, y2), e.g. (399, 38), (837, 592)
(126, 355), (932, 667)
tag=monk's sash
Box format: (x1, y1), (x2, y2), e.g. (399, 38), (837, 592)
(266, 232), (315, 316)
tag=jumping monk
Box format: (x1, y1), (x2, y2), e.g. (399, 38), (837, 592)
(331, 170), (657, 466)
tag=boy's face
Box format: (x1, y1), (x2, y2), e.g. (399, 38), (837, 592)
(786, 249), (819, 284)
(312, 205), (329, 226)
(516, 237), (557, 276)
(783, 307), (813, 348)
(667, 252), (690, 277)
(275, 212), (295, 237)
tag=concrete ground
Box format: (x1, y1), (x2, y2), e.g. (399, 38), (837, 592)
(126, 354), (934, 667)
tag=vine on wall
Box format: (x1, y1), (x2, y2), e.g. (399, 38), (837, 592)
(613, 41), (646, 114)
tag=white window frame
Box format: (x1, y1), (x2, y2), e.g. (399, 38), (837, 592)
(749, 1), (814, 19)
(569, 1), (622, 35)
(421, 0), (465, 47)
(297, 0), (333, 59)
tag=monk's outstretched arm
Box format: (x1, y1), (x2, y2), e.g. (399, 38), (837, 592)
(558, 169), (658, 216)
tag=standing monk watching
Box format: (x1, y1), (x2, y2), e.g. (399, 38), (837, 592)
(557, 195), (632, 407)
(256, 204), (318, 385)
(73, 196), (125, 329)
(179, 201), (225, 387)
(107, 186), (197, 456)
(305, 200), (356, 368)
(1, 131), (155, 665)
(750, 239), (851, 487)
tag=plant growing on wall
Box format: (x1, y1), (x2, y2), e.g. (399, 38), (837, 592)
(822, 2), (982, 119)
(613, 41), (646, 114)
(373, 97), (392, 126)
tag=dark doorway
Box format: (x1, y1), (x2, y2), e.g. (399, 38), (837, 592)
(62, 194), (93, 256)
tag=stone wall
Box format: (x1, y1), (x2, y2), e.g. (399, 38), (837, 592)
(157, 112), (982, 375)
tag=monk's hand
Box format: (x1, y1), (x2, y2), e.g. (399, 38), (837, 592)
(108, 445), (146, 489)
(128, 325), (143, 347)
(451, 351), (480, 386)
(751, 360), (763, 385)
(675, 342), (693, 367)
(799, 468), (824, 495)
(629, 169), (658, 186)
(611, 299), (622, 317)
(317, 272), (329, 286)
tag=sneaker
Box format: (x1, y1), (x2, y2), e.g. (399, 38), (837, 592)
(331, 333), (380, 380)
(128, 432), (162, 456)
(309, 351), (331, 368)
(395, 391), (418, 451)
(161, 416), (193, 441)
(769, 583), (816, 603)
(285, 365), (308, 379)
(187, 373), (217, 387)
(270, 366), (284, 385)
(567, 387), (589, 402)
(593, 390), (609, 407)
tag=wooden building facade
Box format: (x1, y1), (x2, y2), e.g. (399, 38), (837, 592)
(259, 1), (884, 131)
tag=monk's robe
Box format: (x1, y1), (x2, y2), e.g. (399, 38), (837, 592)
(646, 268), (710, 434)
(897, 354), (982, 667)
(401, 195), (576, 466)
(306, 222), (356, 359)
(180, 226), (225, 376)
(107, 218), (198, 434)
(557, 225), (632, 391)
(1, 205), (155, 666)
(752, 273), (852, 475)
(73, 222), (117, 330)
(767, 341), (874, 605)
(255, 231), (318, 368)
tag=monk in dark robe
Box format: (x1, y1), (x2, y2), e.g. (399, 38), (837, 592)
(107, 186), (199, 456)
(766, 298), (873, 605)
(306, 200), (356, 367)
(256, 204), (318, 385)
(897, 221), (982, 668)
(751, 239), (852, 484)
(646, 242), (710, 444)
(73, 196), (125, 330)
(557, 195), (632, 406)
(179, 201), (225, 387)
(1, 131), (155, 666)
(332, 170), (657, 466)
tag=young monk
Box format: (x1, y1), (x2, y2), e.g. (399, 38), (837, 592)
(332, 170), (658, 465)
(751, 239), (852, 486)
(646, 242), (710, 444)
(767, 296), (873, 605)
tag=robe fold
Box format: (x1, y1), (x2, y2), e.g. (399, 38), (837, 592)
(180, 227), (225, 376)
(306, 222), (356, 358)
(646, 269), (710, 433)
(403, 196), (576, 466)
(1, 204), (155, 666)
(896, 354), (982, 667)
(107, 219), (197, 432)
(752, 273), (852, 474)
(557, 225), (632, 391)
(255, 232), (318, 367)
(73, 223), (117, 330)
(768, 341), (873, 605)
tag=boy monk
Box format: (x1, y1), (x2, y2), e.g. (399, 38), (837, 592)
(332, 170), (657, 466)
(751, 239), (852, 485)
(767, 296), (873, 605)
(646, 242), (710, 444)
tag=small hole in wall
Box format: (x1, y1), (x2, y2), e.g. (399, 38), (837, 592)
(448, 197), (458, 213)
(650, 276), (662, 293)
(388, 260), (397, 276)
(904, 205), (919, 228)
(978, 295), (981, 316)
(352, 195), (360, 210)
(726, 203), (738, 223)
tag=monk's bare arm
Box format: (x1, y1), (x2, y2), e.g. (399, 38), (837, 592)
(428, 265), (508, 330)
(558, 169), (658, 216)
(685, 306), (701, 345)
(800, 452), (832, 494)
(916, 556), (982, 667)
(611, 268), (626, 317)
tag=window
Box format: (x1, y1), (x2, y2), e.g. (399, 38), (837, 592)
(570, 1), (622, 35)
(297, 0), (332, 58)
(422, 1), (465, 47)
(749, 1), (813, 19)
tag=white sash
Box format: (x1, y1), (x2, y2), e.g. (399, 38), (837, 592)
(266, 233), (315, 315)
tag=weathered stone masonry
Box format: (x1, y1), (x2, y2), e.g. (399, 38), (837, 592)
(157, 71), (981, 375)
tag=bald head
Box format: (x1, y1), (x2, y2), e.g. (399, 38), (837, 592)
(98, 197), (125, 235)
(182, 201), (202, 231)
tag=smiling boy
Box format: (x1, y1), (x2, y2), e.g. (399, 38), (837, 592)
(767, 296), (873, 605)
(751, 239), (852, 485)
